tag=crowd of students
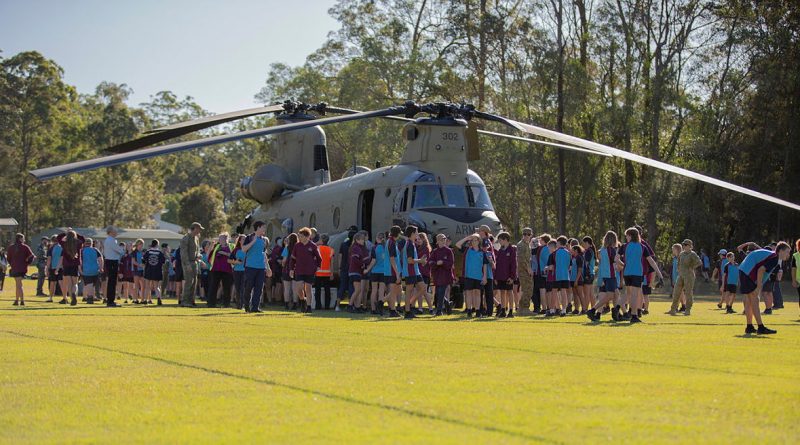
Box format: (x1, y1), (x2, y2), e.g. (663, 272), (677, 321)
(3, 223), (799, 335)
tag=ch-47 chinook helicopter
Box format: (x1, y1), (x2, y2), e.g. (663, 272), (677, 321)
(30, 99), (800, 277)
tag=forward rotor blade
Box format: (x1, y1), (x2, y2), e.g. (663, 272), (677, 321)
(478, 130), (612, 157)
(30, 107), (401, 181)
(105, 105), (287, 154)
(505, 119), (800, 212)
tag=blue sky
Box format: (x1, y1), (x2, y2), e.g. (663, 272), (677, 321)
(0, 0), (339, 113)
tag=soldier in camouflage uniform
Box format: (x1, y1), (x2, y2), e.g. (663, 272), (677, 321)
(516, 228), (534, 314)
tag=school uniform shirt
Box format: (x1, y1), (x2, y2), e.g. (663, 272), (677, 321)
(120, 254), (133, 279)
(49, 244), (62, 269)
(724, 263), (739, 285)
(671, 257), (679, 282)
(569, 255), (578, 282)
(371, 244), (391, 276)
(484, 247), (496, 280)
(292, 241), (322, 276)
(81, 247), (102, 276)
(538, 246), (551, 278)
(583, 248), (596, 278)
(400, 240), (421, 278)
(597, 247), (617, 280)
(417, 245), (431, 278)
(719, 258), (729, 281)
(494, 245), (518, 282)
(739, 249), (779, 285)
(641, 240), (656, 274)
(280, 246), (292, 279)
(232, 249), (246, 272)
(574, 255), (584, 281)
(6, 241), (34, 275)
(269, 245), (283, 272)
(546, 253), (556, 282)
(244, 236), (268, 270)
(348, 243), (370, 275)
(135, 250), (144, 272)
(462, 246), (488, 281)
(339, 238), (352, 274)
(621, 242), (649, 277)
(387, 236), (399, 278)
(143, 248), (166, 278)
(429, 246), (454, 286)
(553, 247), (571, 281)
(57, 234), (86, 269)
(530, 246), (539, 276)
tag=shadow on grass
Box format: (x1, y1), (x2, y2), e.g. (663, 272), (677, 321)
(1, 329), (554, 444)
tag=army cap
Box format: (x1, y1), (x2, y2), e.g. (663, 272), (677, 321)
(190, 222), (205, 230)
(681, 239), (693, 246)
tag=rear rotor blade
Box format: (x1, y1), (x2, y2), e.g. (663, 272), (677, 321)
(31, 107), (402, 181)
(504, 119), (800, 212)
(106, 104), (287, 154)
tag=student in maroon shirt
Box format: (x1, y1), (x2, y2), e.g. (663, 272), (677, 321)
(415, 233), (434, 314)
(56, 230), (85, 306)
(290, 227), (321, 313)
(7, 233), (34, 306)
(494, 232), (518, 317)
(429, 233), (454, 316)
(347, 231), (370, 313)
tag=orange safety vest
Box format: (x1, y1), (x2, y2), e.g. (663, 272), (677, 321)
(316, 245), (334, 277)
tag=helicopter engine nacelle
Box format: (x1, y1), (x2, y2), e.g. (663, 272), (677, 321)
(240, 164), (291, 204)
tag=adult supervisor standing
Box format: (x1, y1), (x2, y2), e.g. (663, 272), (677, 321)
(668, 239), (702, 316)
(180, 222), (204, 307)
(103, 226), (125, 307)
(516, 228), (534, 314)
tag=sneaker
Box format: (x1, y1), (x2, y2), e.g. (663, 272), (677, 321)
(571, 309), (579, 315)
(763, 308), (772, 315)
(507, 310), (514, 318)
(106, 302), (120, 308)
(12, 301), (18, 306)
(70, 295), (77, 306)
(46, 297), (53, 303)
(630, 316), (642, 324)
(611, 306), (620, 321)
(565, 304), (573, 313)
(87, 298), (95, 304)
(252, 309), (264, 313)
(586, 309), (596, 321)
(757, 325), (777, 335)
(388, 310), (400, 317)
(498, 308), (506, 318)
(20, 301), (25, 306)
(404, 311), (416, 319)
(559, 311), (566, 317)
(726, 307), (736, 314)
(59, 298), (67, 304)
(684, 309), (691, 316)
(744, 325), (757, 335)
(678, 305), (686, 312)
(621, 311), (632, 321)
(667, 309), (678, 316)
(717, 302), (722, 309)
(642, 309), (649, 315)
(157, 298), (162, 306)
(467, 309), (473, 318)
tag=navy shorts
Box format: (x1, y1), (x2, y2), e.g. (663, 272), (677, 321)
(642, 285), (652, 295)
(554, 280), (570, 289)
(624, 275), (643, 287)
(495, 280), (512, 291)
(600, 277), (618, 293)
(83, 275), (99, 286)
(404, 275), (422, 285)
(9, 270), (25, 278)
(739, 272), (757, 294)
(545, 280), (554, 291)
(63, 266), (79, 277)
(464, 278), (482, 290)
(422, 275), (430, 285)
(535, 275), (546, 290)
(48, 268), (62, 281)
(296, 274), (315, 284)
(135, 270), (144, 277)
(584, 274), (594, 285)
(370, 273), (383, 283)
(725, 284), (737, 293)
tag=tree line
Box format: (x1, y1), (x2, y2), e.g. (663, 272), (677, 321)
(1, 0), (798, 258)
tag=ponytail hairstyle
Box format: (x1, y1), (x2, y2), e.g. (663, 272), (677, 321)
(285, 233), (298, 254)
(602, 231), (618, 249)
(64, 230), (80, 259)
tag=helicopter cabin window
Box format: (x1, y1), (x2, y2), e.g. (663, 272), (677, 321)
(333, 207), (340, 229)
(401, 188), (409, 212)
(309, 212), (316, 228)
(412, 185), (445, 208)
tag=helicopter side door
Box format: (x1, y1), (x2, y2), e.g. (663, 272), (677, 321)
(357, 189), (375, 237)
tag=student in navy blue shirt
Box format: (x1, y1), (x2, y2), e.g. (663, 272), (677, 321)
(80, 238), (103, 304)
(734, 241), (790, 335)
(456, 234), (488, 318)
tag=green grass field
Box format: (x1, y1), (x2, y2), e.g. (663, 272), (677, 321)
(1, 272), (799, 444)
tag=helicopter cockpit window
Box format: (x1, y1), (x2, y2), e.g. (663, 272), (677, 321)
(412, 185), (445, 208)
(444, 185), (469, 208)
(469, 185), (493, 209)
